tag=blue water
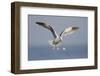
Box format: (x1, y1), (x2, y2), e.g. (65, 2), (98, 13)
(28, 45), (88, 61)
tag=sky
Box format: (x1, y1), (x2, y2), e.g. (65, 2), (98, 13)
(28, 15), (88, 47)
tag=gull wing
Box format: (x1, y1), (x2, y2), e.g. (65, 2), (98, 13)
(60, 26), (79, 38)
(36, 22), (58, 38)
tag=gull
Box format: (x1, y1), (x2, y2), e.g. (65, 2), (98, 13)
(36, 22), (79, 48)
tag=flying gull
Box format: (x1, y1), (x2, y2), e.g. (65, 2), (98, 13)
(35, 22), (79, 48)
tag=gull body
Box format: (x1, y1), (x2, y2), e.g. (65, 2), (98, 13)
(49, 37), (62, 47)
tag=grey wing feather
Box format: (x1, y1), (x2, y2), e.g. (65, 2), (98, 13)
(36, 22), (58, 38)
(60, 26), (79, 38)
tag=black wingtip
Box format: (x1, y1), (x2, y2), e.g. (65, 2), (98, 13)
(35, 22), (41, 24)
(72, 27), (79, 30)
(35, 22), (44, 25)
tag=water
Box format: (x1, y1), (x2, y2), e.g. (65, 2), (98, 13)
(28, 44), (88, 61)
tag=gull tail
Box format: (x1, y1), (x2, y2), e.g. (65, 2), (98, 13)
(48, 40), (54, 46)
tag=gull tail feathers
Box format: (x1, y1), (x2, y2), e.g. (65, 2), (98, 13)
(48, 40), (55, 46)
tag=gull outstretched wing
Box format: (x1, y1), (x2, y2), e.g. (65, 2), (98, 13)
(60, 26), (79, 38)
(36, 22), (58, 38)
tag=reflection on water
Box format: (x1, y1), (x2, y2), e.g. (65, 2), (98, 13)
(28, 44), (88, 61)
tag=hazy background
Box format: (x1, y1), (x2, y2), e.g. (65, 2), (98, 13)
(28, 15), (88, 60)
